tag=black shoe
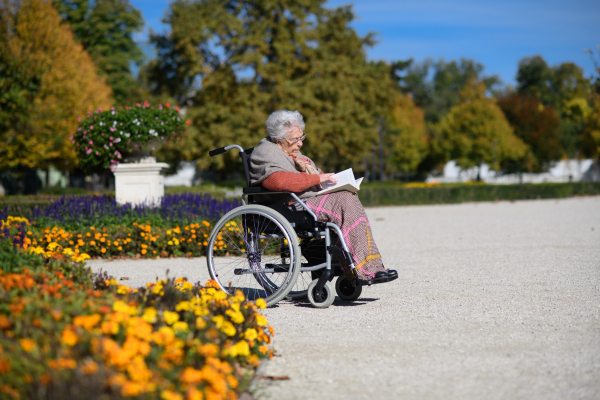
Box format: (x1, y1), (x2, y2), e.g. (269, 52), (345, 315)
(374, 271), (388, 280)
(373, 269), (398, 283)
(386, 270), (398, 282)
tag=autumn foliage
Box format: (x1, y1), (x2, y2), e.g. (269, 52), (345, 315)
(0, 0), (112, 171)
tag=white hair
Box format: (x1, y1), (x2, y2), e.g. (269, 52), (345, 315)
(265, 110), (305, 142)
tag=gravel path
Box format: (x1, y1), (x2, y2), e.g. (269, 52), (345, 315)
(88, 196), (600, 400)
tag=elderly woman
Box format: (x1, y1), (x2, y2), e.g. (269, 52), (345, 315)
(249, 109), (397, 284)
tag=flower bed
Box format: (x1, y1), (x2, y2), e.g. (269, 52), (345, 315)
(1, 219), (274, 400)
(0, 193), (242, 260)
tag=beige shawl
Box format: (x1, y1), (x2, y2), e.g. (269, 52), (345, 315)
(249, 137), (322, 200)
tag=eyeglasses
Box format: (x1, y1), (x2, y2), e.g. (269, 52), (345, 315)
(285, 134), (306, 145)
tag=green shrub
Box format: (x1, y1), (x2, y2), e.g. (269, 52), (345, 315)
(358, 182), (600, 207)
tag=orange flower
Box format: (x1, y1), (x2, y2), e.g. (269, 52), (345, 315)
(0, 315), (10, 329)
(81, 360), (98, 375)
(61, 329), (78, 347)
(19, 338), (36, 353)
(179, 367), (204, 384)
(49, 358), (77, 370)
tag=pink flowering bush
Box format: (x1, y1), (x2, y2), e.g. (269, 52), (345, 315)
(72, 102), (188, 172)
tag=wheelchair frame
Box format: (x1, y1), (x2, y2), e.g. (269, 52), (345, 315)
(207, 144), (367, 307)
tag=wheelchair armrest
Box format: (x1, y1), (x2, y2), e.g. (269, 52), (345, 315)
(242, 187), (290, 195)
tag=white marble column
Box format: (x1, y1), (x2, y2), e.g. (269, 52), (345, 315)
(113, 160), (169, 206)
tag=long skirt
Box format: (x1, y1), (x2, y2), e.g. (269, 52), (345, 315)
(302, 191), (386, 280)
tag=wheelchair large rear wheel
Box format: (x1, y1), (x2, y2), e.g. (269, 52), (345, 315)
(207, 205), (301, 306)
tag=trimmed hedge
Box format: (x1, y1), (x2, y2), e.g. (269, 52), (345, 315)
(358, 182), (600, 207)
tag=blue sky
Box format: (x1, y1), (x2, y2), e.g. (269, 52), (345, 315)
(130, 0), (600, 86)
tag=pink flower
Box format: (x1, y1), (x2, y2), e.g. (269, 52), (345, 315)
(109, 137), (113, 141)
(110, 127), (116, 132)
(89, 140), (93, 145)
(86, 148), (92, 154)
(95, 151), (99, 155)
(90, 125), (94, 129)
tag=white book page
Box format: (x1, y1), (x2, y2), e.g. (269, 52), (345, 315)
(321, 168), (355, 190)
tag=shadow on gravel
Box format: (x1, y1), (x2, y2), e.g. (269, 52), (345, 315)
(286, 297), (380, 308)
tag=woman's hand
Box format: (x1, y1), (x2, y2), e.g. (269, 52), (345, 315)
(319, 173), (338, 184)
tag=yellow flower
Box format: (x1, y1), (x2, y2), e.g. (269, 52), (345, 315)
(113, 300), (137, 315)
(254, 314), (268, 327)
(161, 390), (183, 400)
(117, 285), (132, 294)
(224, 340), (250, 357)
(226, 310), (244, 324)
(19, 338), (36, 353)
(163, 311), (180, 325)
(211, 315), (224, 328)
(221, 321), (236, 337)
(254, 298), (266, 309)
(175, 301), (190, 312)
(141, 307), (158, 323)
(172, 321), (189, 333)
(244, 328), (258, 341)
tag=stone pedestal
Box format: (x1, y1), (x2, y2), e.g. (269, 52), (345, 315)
(113, 160), (169, 206)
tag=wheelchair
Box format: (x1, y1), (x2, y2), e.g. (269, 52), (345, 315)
(206, 144), (372, 308)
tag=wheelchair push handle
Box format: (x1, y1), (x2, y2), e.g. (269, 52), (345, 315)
(209, 144), (244, 157)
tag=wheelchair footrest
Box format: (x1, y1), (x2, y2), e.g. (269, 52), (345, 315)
(234, 265), (290, 275)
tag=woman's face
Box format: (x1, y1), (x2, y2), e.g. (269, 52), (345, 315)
(278, 126), (305, 157)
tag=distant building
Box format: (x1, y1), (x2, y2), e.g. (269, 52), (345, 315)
(426, 159), (600, 184)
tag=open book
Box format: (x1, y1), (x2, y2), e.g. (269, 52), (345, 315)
(317, 168), (363, 195)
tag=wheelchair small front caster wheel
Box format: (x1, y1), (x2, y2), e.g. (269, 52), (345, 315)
(335, 276), (362, 301)
(307, 279), (335, 308)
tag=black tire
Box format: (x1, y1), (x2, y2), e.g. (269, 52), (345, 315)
(206, 205), (301, 306)
(335, 275), (362, 301)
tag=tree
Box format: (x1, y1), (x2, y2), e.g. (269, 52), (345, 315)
(385, 94), (428, 177)
(149, 0), (397, 175)
(437, 79), (529, 176)
(497, 94), (562, 172)
(393, 58), (500, 124)
(581, 94), (600, 161)
(517, 56), (591, 158)
(0, 0), (112, 171)
(53, 0), (145, 105)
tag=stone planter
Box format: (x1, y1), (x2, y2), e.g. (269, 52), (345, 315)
(113, 159), (169, 206)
